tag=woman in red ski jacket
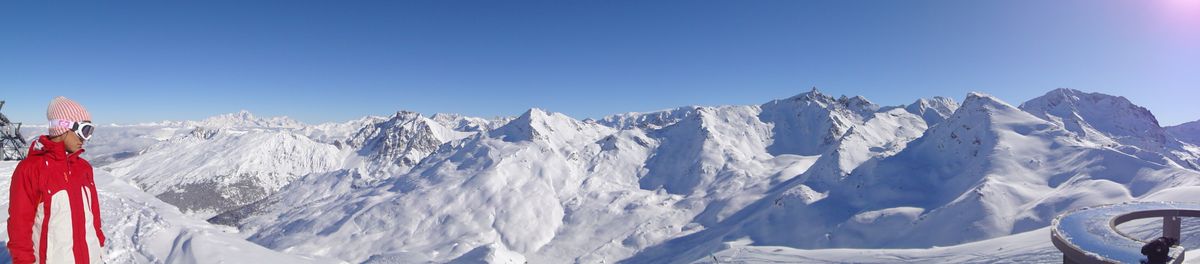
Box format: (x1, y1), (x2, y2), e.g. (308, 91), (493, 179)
(7, 96), (105, 264)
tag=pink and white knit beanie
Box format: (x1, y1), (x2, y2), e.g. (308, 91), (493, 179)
(46, 96), (91, 137)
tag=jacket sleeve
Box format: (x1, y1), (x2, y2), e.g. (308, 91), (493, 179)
(7, 161), (40, 264)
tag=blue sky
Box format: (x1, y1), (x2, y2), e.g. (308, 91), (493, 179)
(2, 0), (1197, 125)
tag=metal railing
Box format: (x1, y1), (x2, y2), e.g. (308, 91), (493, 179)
(1052, 202), (1200, 264)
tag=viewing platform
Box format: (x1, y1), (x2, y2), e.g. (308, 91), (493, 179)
(1052, 202), (1200, 264)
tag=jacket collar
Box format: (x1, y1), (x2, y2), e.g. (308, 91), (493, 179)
(29, 135), (85, 161)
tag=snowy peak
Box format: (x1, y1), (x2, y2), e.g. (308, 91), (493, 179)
(302, 115), (390, 145)
(961, 92), (1017, 116)
(598, 106), (698, 130)
(906, 96), (960, 126)
(802, 107), (929, 188)
(199, 110), (304, 129)
(759, 88), (880, 155)
(1167, 120), (1200, 146)
(347, 110), (474, 170)
(392, 110), (422, 120)
(780, 87), (880, 114)
(914, 92), (1011, 154)
(429, 112), (495, 132)
(489, 108), (592, 143)
(1019, 88), (1168, 151)
(838, 95), (881, 116)
(899, 92), (1046, 165)
(784, 86), (829, 101)
(637, 105), (775, 195)
(783, 87), (830, 104)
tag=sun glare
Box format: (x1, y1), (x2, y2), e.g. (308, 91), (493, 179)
(1161, 0), (1200, 21)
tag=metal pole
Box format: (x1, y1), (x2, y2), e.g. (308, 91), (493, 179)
(1063, 254), (1078, 264)
(1165, 215), (1182, 241)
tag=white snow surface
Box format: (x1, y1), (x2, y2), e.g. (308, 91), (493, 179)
(701, 186), (1200, 264)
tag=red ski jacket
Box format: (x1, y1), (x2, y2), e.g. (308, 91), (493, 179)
(7, 135), (105, 264)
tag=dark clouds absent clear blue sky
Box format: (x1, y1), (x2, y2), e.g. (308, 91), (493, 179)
(2, 0), (1197, 125)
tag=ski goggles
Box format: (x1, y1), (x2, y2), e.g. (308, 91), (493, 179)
(51, 119), (95, 141)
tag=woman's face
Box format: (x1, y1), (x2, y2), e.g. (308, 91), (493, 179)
(61, 129), (84, 153)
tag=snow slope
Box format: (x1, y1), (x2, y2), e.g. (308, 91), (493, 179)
(697, 227), (1200, 264)
(699, 186), (1200, 264)
(0, 161), (339, 264)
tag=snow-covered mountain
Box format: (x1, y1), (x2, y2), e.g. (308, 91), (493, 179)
(104, 126), (344, 219)
(1019, 88), (1164, 150)
(1168, 120), (1200, 147)
(1020, 88), (1200, 169)
(31, 88), (1194, 263)
(430, 112), (504, 132)
(798, 101), (932, 190)
(625, 92), (1200, 264)
(758, 87), (879, 156)
(227, 109), (665, 263)
(828, 93), (1197, 246)
(195, 110), (306, 129)
(346, 111), (477, 178)
(904, 96), (959, 126)
(99, 108), (500, 220)
(301, 115), (390, 146)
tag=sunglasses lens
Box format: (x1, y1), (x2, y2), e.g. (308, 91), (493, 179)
(80, 124), (94, 139)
